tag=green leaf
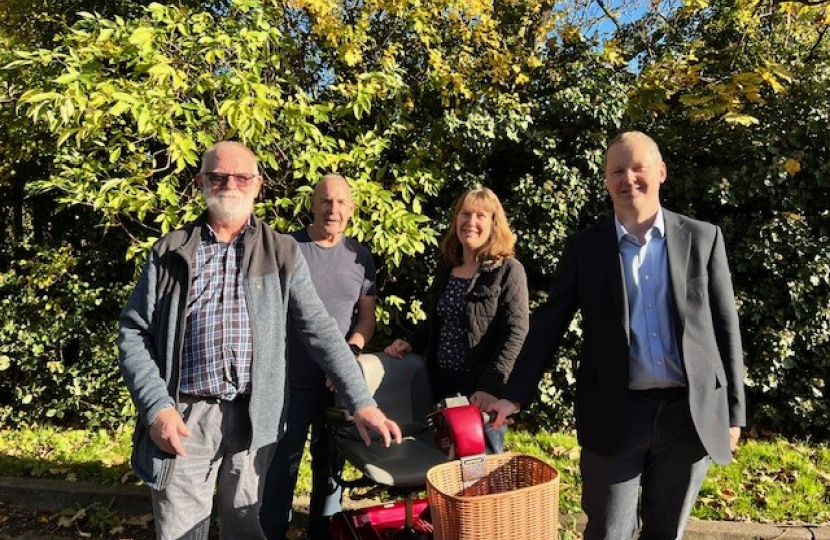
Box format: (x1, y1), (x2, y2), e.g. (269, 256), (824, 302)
(128, 27), (155, 52)
(97, 28), (114, 42)
(108, 101), (131, 117)
(20, 91), (63, 104)
(55, 72), (79, 85)
(112, 92), (138, 105)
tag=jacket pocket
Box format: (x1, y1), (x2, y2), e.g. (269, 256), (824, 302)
(131, 421), (176, 491)
(467, 284), (501, 300)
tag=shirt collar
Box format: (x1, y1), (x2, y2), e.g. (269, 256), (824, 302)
(614, 207), (665, 244)
(202, 216), (254, 243)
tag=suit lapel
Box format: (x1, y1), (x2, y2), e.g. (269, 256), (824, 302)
(599, 216), (629, 343)
(664, 210), (690, 332)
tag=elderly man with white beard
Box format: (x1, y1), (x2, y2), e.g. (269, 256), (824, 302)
(118, 141), (401, 540)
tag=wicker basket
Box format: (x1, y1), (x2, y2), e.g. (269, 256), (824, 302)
(426, 453), (559, 540)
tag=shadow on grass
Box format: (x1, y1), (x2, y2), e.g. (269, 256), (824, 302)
(0, 454), (137, 487)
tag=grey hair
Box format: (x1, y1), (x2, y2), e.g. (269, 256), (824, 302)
(200, 141), (259, 174)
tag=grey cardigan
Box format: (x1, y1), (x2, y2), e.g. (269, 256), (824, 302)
(118, 215), (375, 489)
(408, 257), (529, 397)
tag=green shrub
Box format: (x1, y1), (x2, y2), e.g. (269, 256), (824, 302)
(0, 242), (133, 428)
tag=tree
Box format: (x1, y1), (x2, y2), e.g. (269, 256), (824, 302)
(623, 0), (830, 436)
(0, 0), (230, 427)
(4, 0), (829, 437)
(5, 0), (562, 426)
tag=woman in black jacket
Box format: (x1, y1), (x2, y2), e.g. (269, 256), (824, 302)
(384, 187), (529, 453)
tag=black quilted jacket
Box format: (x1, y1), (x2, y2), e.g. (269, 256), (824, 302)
(408, 257), (529, 397)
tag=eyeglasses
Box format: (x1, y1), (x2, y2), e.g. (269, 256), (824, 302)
(199, 172), (260, 188)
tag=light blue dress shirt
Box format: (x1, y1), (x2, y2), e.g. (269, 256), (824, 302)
(615, 209), (687, 390)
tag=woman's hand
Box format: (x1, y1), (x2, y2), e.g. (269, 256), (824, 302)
(470, 390), (498, 411)
(383, 338), (412, 359)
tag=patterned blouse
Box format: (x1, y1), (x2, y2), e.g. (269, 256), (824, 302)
(435, 275), (471, 371)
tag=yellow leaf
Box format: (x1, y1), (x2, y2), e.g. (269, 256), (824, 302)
(759, 70), (786, 93)
(148, 63), (175, 80)
(344, 48), (361, 66)
(723, 112), (759, 126)
(112, 92), (138, 104)
(746, 92), (766, 104)
(679, 94), (712, 106)
(783, 158), (801, 176)
(603, 41), (625, 66)
(561, 25), (582, 44)
(57, 129), (78, 147)
(681, 0), (709, 15)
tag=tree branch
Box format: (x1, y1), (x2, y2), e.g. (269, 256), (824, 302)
(805, 24), (829, 64)
(594, 0), (621, 32)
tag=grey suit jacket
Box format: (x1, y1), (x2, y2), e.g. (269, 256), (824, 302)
(506, 210), (745, 465)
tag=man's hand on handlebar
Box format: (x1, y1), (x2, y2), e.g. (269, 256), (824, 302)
(486, 399), (521, 429)
(353, 405), (403, 447)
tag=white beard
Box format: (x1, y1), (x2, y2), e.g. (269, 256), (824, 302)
(202, 188), (253, 223)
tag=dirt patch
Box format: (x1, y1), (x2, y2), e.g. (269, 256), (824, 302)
(0, 500), (156, 540)
(0, 489), (389, 540)
(0, 499), (346, 540)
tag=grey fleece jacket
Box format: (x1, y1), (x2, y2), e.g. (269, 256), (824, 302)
(118, 215), (375, 490)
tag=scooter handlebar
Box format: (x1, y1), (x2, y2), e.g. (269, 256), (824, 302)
(481, 410), (499, 424)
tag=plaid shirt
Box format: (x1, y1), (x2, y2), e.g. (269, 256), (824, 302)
(180, 224), (253, 400)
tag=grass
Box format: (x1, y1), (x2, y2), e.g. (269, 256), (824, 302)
(1, 426), (828, 526)
(696, 439), (830, 523)
(0, 426), (135, 485)
(504, 431), (830, 524)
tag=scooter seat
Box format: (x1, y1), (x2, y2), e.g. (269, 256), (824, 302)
(337, 433), (448, 489)
(330, 352), (445, 490)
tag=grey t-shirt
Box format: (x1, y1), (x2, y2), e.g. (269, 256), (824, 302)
(288, 229), (377, 388)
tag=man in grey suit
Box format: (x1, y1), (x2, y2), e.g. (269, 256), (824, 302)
(489, 131), (745, 540)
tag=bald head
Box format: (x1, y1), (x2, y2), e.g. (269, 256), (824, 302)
(314, 173), (352, 199)
(309, 173), (355, 245)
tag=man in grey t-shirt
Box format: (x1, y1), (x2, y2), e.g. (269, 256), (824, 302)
(261, 174), (377, 540)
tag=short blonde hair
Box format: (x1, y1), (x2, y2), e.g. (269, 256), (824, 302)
(604, 131), (663, 170)
(440, 187), (516, 266)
